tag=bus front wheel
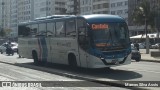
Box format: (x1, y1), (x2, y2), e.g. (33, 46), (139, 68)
(68, 54), (77, 68)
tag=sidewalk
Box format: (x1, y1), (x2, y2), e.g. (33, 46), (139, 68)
(140, 49), (160, 63)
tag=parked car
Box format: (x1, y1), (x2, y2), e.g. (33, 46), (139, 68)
(151, 43), (160, 49)
(131, 45), (141, 62)
(0, 42), (18, 54)
(138, 43), (145, 49)
(0, 43), (8, 54)
(11, 42), (18, 53)
(131, 43), (145, 49)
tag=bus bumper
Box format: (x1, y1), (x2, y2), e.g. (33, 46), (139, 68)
(87, 54), (131, 68)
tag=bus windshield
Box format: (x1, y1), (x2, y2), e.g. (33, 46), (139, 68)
(91, 23), (130, 51)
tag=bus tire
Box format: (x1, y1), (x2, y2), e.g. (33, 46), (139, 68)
(32, 51), (39, 65)
(32, 51), (46, 66)
(135, 58), (141, 62)
(68, 54), (77, 68)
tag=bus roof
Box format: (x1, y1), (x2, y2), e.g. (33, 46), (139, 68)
(19, 14), (125, 26)
(18, 15), (76, 25)
(35, 15), (75, 21)
(81, 14), (125, 23)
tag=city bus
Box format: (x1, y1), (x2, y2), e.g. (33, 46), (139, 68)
(18, 14), (131, 68)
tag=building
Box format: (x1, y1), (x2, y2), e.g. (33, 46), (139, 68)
(11, 0), (66, 37)
(10, 0), (18, 37)
(80, 0), (92, 15)
(52, 0), (66, 15)
(9, 0), (34, 37)
(92, 0), (109, 14)
(66, 0), (109, 15)
(0, 0), (11, 32)
(34, 0), (66, 18)
(109, 0), (128, 23)
(17, 0), (34, 23)
(66, 0), (80, 15)
(34, 0), (52, 18)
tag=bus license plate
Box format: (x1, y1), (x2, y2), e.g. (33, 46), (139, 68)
(112, 59), (119, 65)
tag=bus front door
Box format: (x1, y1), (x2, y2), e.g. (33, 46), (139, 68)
(78, 35), (89, 68)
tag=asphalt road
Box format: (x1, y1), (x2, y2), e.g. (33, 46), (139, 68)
(0, 62), (130, 90)
(112, 61), (160, 81)
(0, 54), (160, 90)
(0, 54), (130, 90)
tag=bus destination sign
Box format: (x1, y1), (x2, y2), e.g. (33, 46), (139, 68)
(92, 24), (109, 30)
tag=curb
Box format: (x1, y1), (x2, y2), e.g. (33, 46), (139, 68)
(141, 59), (160, 63)
(0, 60), (148, 90)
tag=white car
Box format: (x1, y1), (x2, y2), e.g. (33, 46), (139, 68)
(151, 43), (160, 49)
(0, 42), (18, 54)
(138, 43), (145, 49)
(11, 43), (18, 52)
(131, 43), (145, 49)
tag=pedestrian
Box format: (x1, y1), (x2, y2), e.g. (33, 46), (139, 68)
(134, 41), (139, 51)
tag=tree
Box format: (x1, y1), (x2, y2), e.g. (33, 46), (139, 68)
(132, 0), (157, 54)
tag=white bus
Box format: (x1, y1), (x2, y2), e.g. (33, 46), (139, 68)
(18, 14), (131, 68)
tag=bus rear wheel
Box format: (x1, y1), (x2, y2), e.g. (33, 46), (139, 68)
(32, 51), (46, 66)
(68, 54), (77, 68)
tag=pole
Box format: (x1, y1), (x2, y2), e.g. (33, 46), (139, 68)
(74, 0), (77, 15)
(73, 0), (80, 15)
(2, 0), (4, 29)
(145, 17), (150, 54)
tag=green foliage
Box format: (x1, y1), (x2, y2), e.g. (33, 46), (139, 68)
(132, 0), (157, 28)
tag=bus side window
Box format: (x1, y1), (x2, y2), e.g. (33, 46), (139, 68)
(77, 19), (89, 49)
(47, 22), (55, 37)
(77, 19), (86, 36)
(31, 24), (38, 37)
(66, 19), (76, 37)
(56, 22), (65, 37)
(18, 25), (25, 37)
(24, 25), (31, 37)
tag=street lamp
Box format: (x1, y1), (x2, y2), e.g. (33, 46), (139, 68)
(139, 6), (150, 54)
(145, 17), (150, 54)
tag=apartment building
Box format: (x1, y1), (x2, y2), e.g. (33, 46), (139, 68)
(34, 0), (66, 18)
(109, 0), (128, 23)
(0, 0), (11, 31)
(80, 0), (92, 15)
(53, 0), (66, 15)
(92, 0), (109, 14)
(66, 0), (80, 15)
(17, 0), (34, 23)
(9, 0), (34, 37)
(67, 0), (109, 15)
(10, 0), (18, 37)
(34, 0), (51, 18)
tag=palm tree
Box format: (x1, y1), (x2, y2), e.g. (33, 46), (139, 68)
(132, 0), (157, 54)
